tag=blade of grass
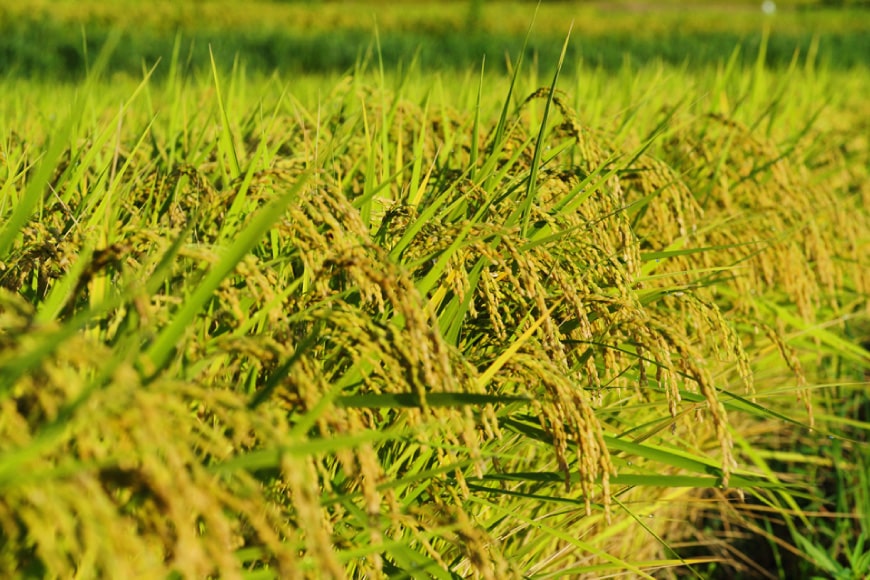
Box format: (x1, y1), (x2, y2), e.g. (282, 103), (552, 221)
(336, 392), (531, 409)
(474, 302), (559, 390)
(512, 26), (572, 237)
(209, 45), (242, 181)
(483, 3), (538, 192)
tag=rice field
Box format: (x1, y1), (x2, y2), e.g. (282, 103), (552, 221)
(0, 2), (868, 578)
(3, 0), (869, 77)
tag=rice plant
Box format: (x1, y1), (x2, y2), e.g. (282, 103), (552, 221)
(0, 25), (867, 579)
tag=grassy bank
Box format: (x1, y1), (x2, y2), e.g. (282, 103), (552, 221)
(0, 4), (869, 578)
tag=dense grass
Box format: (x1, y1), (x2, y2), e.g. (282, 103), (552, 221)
(1, 1), (868, 78)
(1, 4), (869, 579)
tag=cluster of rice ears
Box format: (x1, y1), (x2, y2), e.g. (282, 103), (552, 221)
(0, 50), (867, 578)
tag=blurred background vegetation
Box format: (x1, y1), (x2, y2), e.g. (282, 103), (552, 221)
(0, 0), (867, 79)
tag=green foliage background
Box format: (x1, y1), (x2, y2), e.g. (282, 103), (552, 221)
(0, 0), (868, 78)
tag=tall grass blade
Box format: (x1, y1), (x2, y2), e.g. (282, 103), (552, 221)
(484, 2), (539, 191)
(470, 56), (485, 179)
(209, 45), (242, 180)
(513, 26), (572, 237)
